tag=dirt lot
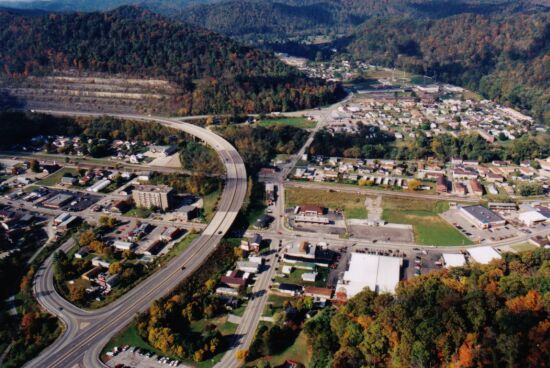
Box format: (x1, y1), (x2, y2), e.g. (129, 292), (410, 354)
(348, 224), (414, 243)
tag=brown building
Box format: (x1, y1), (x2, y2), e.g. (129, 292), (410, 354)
(132, 185), (174, 210)
(469, 179), (484, 196)
(436, 175), (447, 193)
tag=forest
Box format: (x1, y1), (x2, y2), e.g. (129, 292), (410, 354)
(304, 248), (549, 368)
(133, 239), (238, 362)
(344, 13), (550, 124)
(0, 6), (344, 114)
(177, 0), (548, 41)
(309, 124), (550, 164)
(216, 124), (309, 174)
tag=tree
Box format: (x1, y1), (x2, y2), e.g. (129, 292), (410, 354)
(68, 283), (87, 303)
(20, 312), (37, 340)
(79, 230), (96, 247)
(235, 349), (249, 362)
(407, 179), (422, 191)
(109, 262), (122, 275)
(29, 159), (40, 173)
(99, 216), (116, 228)
(89, 240), (105, 254)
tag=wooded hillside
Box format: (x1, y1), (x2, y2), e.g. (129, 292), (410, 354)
(0, 6), (344, 114)
(305, 248), (550, 368)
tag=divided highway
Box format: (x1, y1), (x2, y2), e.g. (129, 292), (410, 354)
(26, 113), (248, 368)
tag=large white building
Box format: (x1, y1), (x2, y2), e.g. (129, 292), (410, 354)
(336, 253), (402, 300)
(468, 246), (501, 264)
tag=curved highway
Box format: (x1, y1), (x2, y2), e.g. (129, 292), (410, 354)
(26, 113), (247, 368)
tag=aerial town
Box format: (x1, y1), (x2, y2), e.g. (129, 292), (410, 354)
(0, 2), (548, 368)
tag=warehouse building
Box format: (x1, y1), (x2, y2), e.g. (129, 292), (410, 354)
(335, 253), (402, 301)
(459, 205), (505, 229)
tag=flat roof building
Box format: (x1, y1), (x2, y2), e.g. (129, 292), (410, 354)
(442, 253), (467, 268)
(468, 246), (501, 264)
(132, 184), (174, 211)
(336, 253), (402, 300)
(460, 205), (505, 229)
(43, 193), (73, 209)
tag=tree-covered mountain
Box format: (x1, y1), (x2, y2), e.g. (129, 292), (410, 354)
(342, 13), (550, 124)
(0, 6), (343, 114)
(176, 0), (549, 41)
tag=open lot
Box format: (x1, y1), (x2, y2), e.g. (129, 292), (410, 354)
(348, 223), (414, 243)
(36, 167), (78, 187)
(285, 187), (368, 219)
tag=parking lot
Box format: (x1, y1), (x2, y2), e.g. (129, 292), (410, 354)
(106, 347), (189, 368)
(441, 209), (519, 243)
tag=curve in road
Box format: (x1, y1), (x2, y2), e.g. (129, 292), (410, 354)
(26, 113), (247, 368)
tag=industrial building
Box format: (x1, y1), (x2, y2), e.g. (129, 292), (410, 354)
(468, 246), (501, 264)
(335, 253), (402, 300)
(459, 205), (505, 229)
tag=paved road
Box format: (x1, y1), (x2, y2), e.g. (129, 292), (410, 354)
(25, 112), (248, 368)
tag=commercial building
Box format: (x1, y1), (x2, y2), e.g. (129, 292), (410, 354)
(441, 253), (467, 268)
(87, 179), (111, 193)
(43, 193), (73, 209)
(518, 211), (549, 227)
(459, 205), (505, 229)
(336, 253), (402, 300)
(303, 286), (333, 302)
(113, 240), (136, 252)
(132, 185), (174, 210)
(468, 246), (501, 264)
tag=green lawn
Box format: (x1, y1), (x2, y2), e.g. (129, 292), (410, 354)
(383, 209), (472, 246)
(123, 207), (151, 219)
(275, 266), (329, 288)
(36, 167), (78, 186)
(511, 243), (538, 253)
(202, 189), (221, 222)
(257, 117), (316, 129)
(247, 331), (311, 367)
(263, 294), (293, 317)
(380, 197), (472, 246)
(344, 207), (368, 219)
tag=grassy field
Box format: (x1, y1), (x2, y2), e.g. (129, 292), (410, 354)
(257, 117), (316, 129)
(202, 189), (221, 222)
(123, 207), (151, 219)
(275, 266), (329, 288)
(510, 243), (538, 253)
(381, 198), (472, 246)
(247, 331), (311, 367)
(263, 294), (293, 317)
(285, 187), (368, 219)
(36, 167), (78, 186)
